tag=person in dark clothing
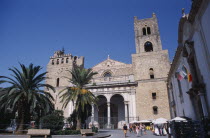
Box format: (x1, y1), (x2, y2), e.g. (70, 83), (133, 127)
(123, 124), (128, 137)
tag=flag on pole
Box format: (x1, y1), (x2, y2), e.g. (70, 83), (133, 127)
(175, 71), (183, 80)
(188, 73), (192, 82)
(182, 65), (193, 82)
(176, 65), (192, 81)
(181, 65), (188, 79)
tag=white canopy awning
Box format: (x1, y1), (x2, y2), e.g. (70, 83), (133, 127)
(153, 118), (168, 124)
(129, 120), (138, 123)
(130, 120), (152, 123)
(138, 120), (152, 123)
(170, 117), (187, 122)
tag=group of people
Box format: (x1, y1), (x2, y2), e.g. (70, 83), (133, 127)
(123, 123), (147, 137)
(152, 123), (170, 136)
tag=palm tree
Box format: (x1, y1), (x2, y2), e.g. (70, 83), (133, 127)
(0, 63), (55, 133)
(59, 65), (97, 130)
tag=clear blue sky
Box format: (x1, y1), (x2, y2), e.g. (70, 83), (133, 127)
(0, 0), (191, 79)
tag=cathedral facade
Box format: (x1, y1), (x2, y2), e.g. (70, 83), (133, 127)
(46, 14), (170, 129)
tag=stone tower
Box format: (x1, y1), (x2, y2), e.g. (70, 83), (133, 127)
(132, 13), (170, 120)
(46, 49), (84, 117)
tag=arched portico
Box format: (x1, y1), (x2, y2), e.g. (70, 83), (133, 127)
(90, 93), (133, 129)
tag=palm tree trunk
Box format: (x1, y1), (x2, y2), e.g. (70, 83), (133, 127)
(16, 102), (25, 134)
(16, 115), (24, 134)
(76, 118), (81, 130)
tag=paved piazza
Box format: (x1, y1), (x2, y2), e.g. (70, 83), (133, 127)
(0, 130), (168, 138)
(98, 130), (167, 138)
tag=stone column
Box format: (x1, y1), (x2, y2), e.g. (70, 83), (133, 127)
(107, 102), (111, 128)
(91, 103), (94, 123)
(124, 101), (129, 123)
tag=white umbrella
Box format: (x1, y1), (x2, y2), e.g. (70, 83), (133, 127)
(153, 118), (167, 124)
(129, 120), (138, 123)
(171, 117), (187, 122)
(138, 120), (152, 123)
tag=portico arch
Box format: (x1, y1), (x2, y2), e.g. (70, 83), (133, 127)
(95, 95), (108, 128)
(110, 94), (125, 129)
(97, 95), (107, 118)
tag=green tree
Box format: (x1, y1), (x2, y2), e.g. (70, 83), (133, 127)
(41, 110), (64, 133)
(0, 63), (55, 133)
(59, 65), (97, 130)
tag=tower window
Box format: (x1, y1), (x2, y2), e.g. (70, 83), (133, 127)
(153, 106), (158, 114)
(144, 41), (153, 52)
(57, 59), (59, 64)
(147, 27), (151, 35)
(73, 56), (77, 65)
(149, 68), (154, 79)
(52, 60), (54, 65)
(66, 58), (69, 63)
(142, 28), (146, 35)
(152, 93), (156, 99)
(150, 75), (154, 79)
(56, 78), (59, 87)
(61, 58), (64, 64)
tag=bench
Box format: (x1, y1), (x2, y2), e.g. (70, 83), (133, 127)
(27, 129), (50, 138)
(80, 129), (95, 136)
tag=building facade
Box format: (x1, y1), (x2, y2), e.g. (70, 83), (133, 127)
(46, 14), (171, 129)
(167, 0), (210, 121)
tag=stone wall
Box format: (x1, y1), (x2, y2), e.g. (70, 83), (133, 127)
(132, 50), (170, 80)
(135, 80), (170, 120)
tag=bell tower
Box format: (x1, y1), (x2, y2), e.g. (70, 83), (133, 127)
(46, 49), (84, 117)
(132, 14), (170, 120)
(134, 13), (162, 54)
(46, 50), (84, 87)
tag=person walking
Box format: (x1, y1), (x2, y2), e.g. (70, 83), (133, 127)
(133, 124), (136, 134)
(123, 124), (128, 137)
(142, 124), (147, 135)
(129, 124), (133, 133)
(140, 123), (143, 136)
(136, 125), (140, 137)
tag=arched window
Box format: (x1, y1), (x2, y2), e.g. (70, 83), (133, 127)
(104, 72), (112, 81)
(144, 41), (153, 52)
(56, 59), (59, 64)
(149, 68), (154, 79)
(142, 28), (146, 35)
(66, 58), (69, 63)
(147, 27), (151, 35)
(104, 72), (112, 77)
(153, 106), (158, 114)
(52, 59), (54, 65)
(61, 58), (64, 64)
(56, 78), (59, 87)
